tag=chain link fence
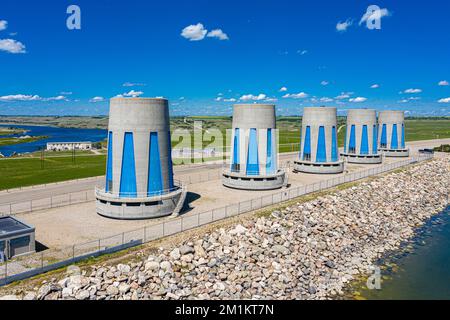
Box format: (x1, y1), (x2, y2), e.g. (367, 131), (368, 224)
(0, 154), (436, 286)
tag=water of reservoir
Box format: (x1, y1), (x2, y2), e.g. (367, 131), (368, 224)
(0, 124), (107, 157)
(355, 205), (450, 300)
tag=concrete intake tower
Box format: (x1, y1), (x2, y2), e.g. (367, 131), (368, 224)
(95, 98), (185, 219)
(341, 109), (383, 164)
(294, 107), (344, 174)
(222, 104), (287, 190)
(378, 110), (409, 157)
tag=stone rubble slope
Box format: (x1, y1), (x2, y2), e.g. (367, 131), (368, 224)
(2, 157), (449, 300)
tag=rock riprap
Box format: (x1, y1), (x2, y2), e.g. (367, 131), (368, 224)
(2, 158), (449, 300)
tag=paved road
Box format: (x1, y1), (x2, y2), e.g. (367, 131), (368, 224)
(0, 138), (448, 205)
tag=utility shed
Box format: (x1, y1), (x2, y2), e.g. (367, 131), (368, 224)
(0, 216), (35, 261)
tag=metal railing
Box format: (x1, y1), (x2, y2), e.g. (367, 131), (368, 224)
(95, 180), (183, 199)
(0, 154), (436, 286)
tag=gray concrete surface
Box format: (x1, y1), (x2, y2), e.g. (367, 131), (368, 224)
(224, 104), (286, 189)
(341, 109), (382, 164)
(96, 98), (183, 219)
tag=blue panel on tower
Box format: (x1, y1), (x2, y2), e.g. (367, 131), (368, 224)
(231, 128), (240, 171)
(401, 124), (405, 148)
(361, 125), (369, 155)
(303, 126), (311, 161)
(148, 132), (163, 196)
(266, 128), (276, 174)
(349, 125), (356, 152)
(331, 126), (338, 161)
(246, 128), (259, 175)
(105, 131), (113, 192)
(119, 132), (137, 198)
(167, 131), (174, 189)
(316, 126), (327, 163)
(391, 124), (398, 149)
(381, 124), (387, 147)
(372, 125), (378, 154)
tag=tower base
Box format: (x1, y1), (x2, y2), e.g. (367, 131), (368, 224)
(341, 153), (383, 164)
(222, 169), (286, 190)
(95, 186), (185, 220)
(293, 160), (344, 174)
(379, 148), (410, 158)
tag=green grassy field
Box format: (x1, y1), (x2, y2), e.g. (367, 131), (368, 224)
(0, 155), (107, 190)
(0, 118), (448, 190)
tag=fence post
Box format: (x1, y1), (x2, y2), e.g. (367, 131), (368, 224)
(122, 232), (125, 245)
(72, 245), (75, 259)
(98, 239), (101, 252)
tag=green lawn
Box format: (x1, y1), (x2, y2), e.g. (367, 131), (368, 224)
(0, 155), (106, 190)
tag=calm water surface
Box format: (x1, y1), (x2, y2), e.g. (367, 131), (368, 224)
(0, 124), (107, 157)
(357, 205), (450, 300)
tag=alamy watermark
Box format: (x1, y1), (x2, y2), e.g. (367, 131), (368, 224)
(66, 5), (81, 30)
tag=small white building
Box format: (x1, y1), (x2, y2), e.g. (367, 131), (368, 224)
(46, 141), (92, 151)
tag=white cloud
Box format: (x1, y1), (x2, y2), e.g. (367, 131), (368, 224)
(359, 8), (391, 26)
(240, 94), (267, 101)
(123, 82), (146, 87)
(438, 80), (449, 86)
(279, 87), (288, 92)
(297, 50), (308, 55)
(0, 94), (40, 101)
(438, 98), (450, 103)
(320, 97), (333, 103)
(45, 95), (67, 101)
(336, 19), (353, 32)
(122, 90), (144, 97)
(90, 96), (105, 103)
(0, 94), (67, 101)
(403, 88), (422, 94)
(282, 92), (308, 99)
(349, 97), (367, 103)
(207, 29), (229, 40)
(223, 98), (237, 102)
(321, 81), (329, 86)
(371, 84), (380, 89)
(0, 20), (7, 31)
(181, 23), (208, 41)
(60, 91), (73, 95)
(0, 39), (26, 54)
(215, 97), (222, 102)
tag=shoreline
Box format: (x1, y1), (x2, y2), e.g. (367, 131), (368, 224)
(0, 156), (449, 300)
(339, 205), (450, 300)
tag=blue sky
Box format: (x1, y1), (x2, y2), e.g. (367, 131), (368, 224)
(0, 0), (449, 116)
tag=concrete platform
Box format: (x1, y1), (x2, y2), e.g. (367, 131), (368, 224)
(222, 170), (286, 190)
(341, 153), (383, 164)
(95, 186), (184, 220)
(379, 148), (410, 158)
(293, 160), (344, 174)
